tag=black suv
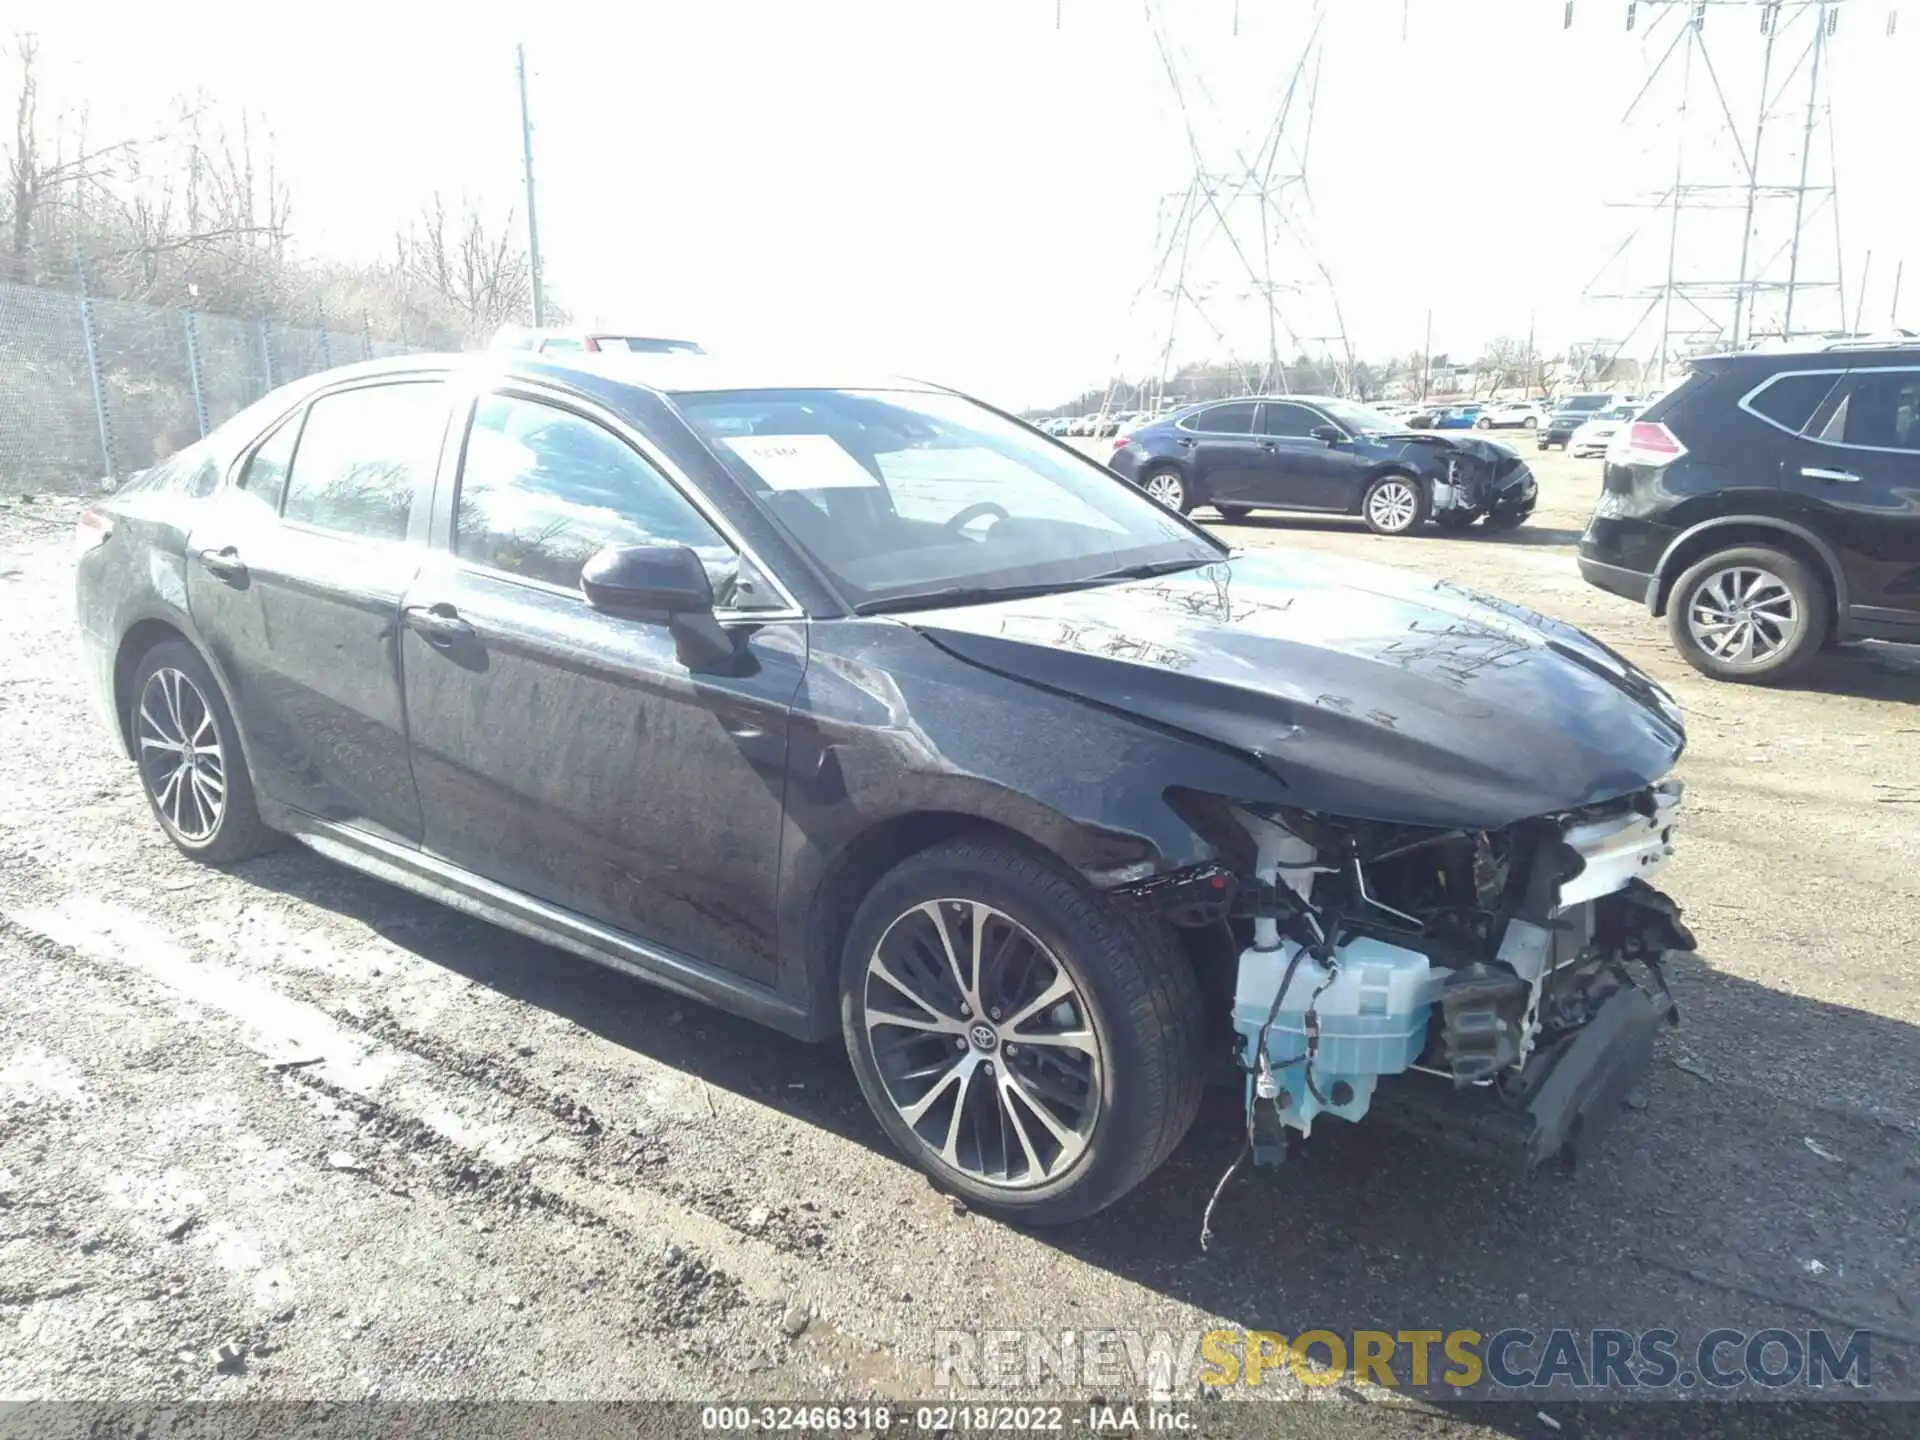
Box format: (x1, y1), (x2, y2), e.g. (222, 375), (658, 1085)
(1577, 342), (1920, 682)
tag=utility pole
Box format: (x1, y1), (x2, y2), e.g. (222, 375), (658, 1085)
(1421, 308), (1432, 402)
(1525, 309), (1536, 397)
(516, 42), (548, 328)
(1892, 261), (1905, 330)
(1853, 250), (1871, 335)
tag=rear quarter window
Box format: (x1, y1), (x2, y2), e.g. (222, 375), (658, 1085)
(1744, 372), (1844, 434)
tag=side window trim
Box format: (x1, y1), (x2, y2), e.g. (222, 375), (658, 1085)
(447, 384), (803, 620)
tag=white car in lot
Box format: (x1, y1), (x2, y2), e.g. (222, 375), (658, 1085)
(1477, 399), (1547, 430)
(1569, 402), (1642, 458)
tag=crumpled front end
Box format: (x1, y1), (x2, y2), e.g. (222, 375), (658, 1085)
(1145, 781), (1691, 1171)
(1405, 436), (1538, 525)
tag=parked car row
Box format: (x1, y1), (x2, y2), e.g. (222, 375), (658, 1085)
(1037, 411), (1156, 438)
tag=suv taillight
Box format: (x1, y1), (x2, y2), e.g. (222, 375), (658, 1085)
(1606, 421), (1687, 467)
(74, 507), (113, 557)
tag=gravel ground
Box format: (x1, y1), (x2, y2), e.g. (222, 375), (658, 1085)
(0, 447), (1915, 1431)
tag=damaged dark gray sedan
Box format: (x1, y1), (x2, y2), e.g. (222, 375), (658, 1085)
(74, 352), (1690, 1225)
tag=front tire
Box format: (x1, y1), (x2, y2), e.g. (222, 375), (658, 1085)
(1522, 415), (1539, 429)
(1666, 545), (1828, 684)
(1139, 467), (1193, 515)
(840, 836), (1206, 1225)
(129, 639), (278, 863)
(1475, 416), (1494, 429)
(1361, 473), (1426, 536)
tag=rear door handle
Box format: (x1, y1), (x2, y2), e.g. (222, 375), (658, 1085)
(195, 546), (248, 583)
(402, 603), (476, 647)
(1801, 466), (1860, 484)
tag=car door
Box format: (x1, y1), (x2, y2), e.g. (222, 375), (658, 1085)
(185, 377), (449, 843)
(1781, 366), (1920, 630)
(1246, 400), (1359, 510)
(1178, 401), (1265, 499)
(398, 386), (806, 984)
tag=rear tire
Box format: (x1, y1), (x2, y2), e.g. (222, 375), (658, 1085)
(840, 836), (1206, 1225)
(1475, 416), (1494, 429)
(1665, 545), (1828, 684)
(1139, 467), (1193, 515)
(1361, 473), (1426, 536)
(128, 639), (279, 863)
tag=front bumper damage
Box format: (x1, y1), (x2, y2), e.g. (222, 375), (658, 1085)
(1132, 782), (1691, 1172)
(1426, 443), (1538, 526)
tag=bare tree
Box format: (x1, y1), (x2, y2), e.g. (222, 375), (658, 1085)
(3, 33), (287, 297)
(393, 194), (536, 342)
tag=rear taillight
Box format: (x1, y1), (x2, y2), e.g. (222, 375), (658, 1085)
(1112, 436), (1131, 451)
(74, 507), (113, 557)
(1607, 421), (1686, 467)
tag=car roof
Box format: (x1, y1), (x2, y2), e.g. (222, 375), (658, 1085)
(282, 350), (941, 399)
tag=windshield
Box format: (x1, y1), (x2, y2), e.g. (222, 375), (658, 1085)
(1314, 398), (1405, 434)
(1557, 395), (1609, 413)
(673, 387), (1222, 611)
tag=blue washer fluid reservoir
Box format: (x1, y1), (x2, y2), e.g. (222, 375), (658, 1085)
(1232, 935), (1442, 1137)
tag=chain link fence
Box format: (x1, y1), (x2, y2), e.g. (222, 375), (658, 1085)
(0, 279), (425, 494)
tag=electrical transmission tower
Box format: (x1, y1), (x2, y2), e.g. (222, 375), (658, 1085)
(1118, 0), (1353, 407)
(1576, 0), (1885, 381)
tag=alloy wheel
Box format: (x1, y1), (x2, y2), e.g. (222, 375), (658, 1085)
(862, 899), (1102, 1190)
(1366, 479), (1419, 532)
(1144, 473), (1185, 510)
(1685, 565), (1799, 667)
(136, 668), (227, 843)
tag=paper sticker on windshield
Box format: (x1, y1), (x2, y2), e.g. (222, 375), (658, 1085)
(724, 435), (880, 491)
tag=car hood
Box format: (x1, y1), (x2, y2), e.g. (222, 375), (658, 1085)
(908, 551), (1685, 830)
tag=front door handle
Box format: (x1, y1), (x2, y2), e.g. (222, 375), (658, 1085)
(195, 546), (248, 584)
(402, 603), (476, 648)
(1801, 466), (1861, 484)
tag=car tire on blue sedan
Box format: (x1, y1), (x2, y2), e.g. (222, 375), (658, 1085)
(1140, 466), (1192, 515)
(1361, 473), (1426, 536)
(839, 835), (1207, 1224)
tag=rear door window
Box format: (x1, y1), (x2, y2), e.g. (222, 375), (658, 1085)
(1190, 402), (1256, 434)
(280, 382), (447, 541)
(1816, 370), (1920, 451)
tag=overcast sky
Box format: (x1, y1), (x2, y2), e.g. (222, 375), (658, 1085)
(12, 0), (1917, 405)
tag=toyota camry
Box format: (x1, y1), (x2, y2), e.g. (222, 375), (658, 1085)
(74, 352), (1693, 1223)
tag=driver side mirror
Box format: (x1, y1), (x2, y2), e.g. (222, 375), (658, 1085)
(1310, 425), (1345, 445)
(580, 542), (735, 670)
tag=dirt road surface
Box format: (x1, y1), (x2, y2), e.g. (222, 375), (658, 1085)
(1, 445), (1915, 1434)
